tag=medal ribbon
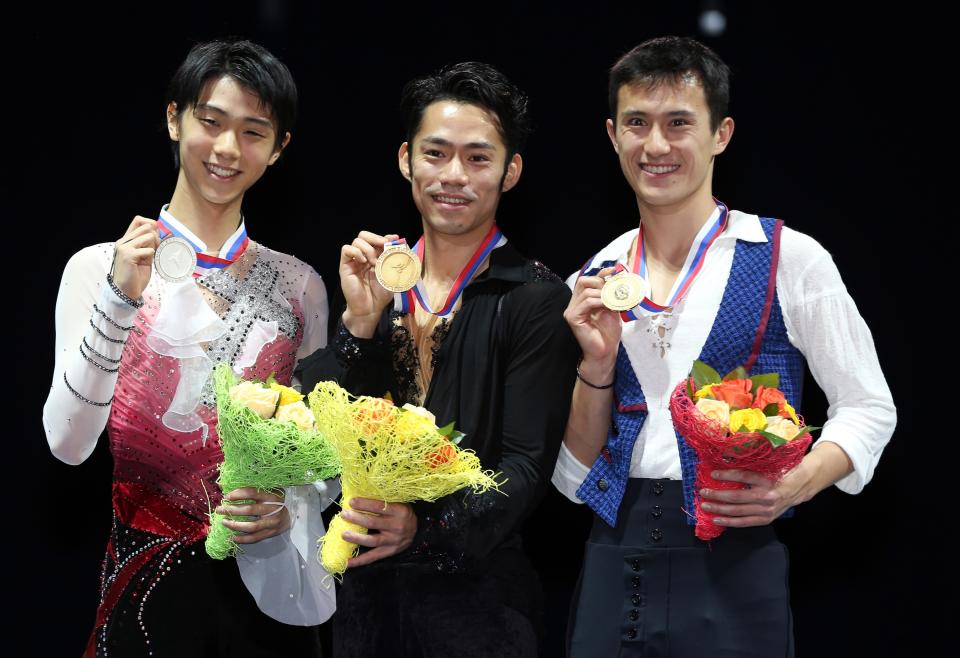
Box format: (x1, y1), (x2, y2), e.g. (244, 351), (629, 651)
(621, 199), (729, 321)
(157, 207), (250, 277)
(395, 224), (507, 318)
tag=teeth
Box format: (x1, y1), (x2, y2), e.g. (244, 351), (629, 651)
(207, 164), (238, 177)
(642, 164), (679, 174)
(435, 195), (468, 204)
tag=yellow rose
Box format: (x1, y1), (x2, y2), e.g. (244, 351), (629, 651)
(396, 403), (437, 437)
(764, 416), (802, 442)
(275, 400), (316, 431)
(694, 384), (716, 401)
(729, 408), (767, 433)
(270, 382), (304, 406)
(781, 402), (800, 424)
(229, 381), (280, 419)
(695, 397), (730, 426)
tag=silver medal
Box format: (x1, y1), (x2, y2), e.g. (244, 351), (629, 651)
(154, 236), (197, 283)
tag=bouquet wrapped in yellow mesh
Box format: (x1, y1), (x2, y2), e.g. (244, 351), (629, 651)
(307, 381), (502, 577)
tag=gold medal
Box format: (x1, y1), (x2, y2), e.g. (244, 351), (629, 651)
(601, 271), (649, 311)
(375, 243), (421, 293)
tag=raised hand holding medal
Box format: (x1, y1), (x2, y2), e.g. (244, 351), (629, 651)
(340, 231), (402, 339)
(110, 215), (161, 303)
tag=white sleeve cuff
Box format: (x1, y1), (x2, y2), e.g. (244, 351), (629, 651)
(551, 442), (590, 504)
(234, 484), (335, 626)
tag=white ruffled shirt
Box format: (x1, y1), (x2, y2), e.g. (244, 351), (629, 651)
(553, 210), (896, 501)
(42, 213), (336, 626)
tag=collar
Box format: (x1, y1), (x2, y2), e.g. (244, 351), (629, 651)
(158, 205), (249, 260)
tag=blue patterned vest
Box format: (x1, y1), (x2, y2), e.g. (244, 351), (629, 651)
(576, 218), (806, 527)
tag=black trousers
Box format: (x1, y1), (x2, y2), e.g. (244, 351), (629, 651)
(568, 479), (795, 658)
(333, 560), (540, 658)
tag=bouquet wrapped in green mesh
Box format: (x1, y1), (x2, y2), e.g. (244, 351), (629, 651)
(206, 363), (341, 559)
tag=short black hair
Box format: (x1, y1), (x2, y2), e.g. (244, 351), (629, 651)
(399, 61), (532, 161)
(166, 38), (297, 165)
(609, 36), (730, 131)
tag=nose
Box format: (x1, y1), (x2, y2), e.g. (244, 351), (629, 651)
(213, 129), (241, 161)
(645, 124), (670, 157)
(439, 155), (468, 186)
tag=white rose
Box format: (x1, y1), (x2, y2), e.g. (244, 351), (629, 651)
(764, 416), (802, 442)
(275, 400), (316, 432)
(229, 381), (280, 419)
(695, 397), (731, 427)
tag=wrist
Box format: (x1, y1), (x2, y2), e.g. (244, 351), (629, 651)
(577, 356), (616, 386)
(576, 357), (616, 390)
(342, 309), (380, 339)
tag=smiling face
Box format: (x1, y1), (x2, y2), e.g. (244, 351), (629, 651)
(167, 75), (289, 214)
(398, 100), (521, 240)
(607, 77), (733, 217)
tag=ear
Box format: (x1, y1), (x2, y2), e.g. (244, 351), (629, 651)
(500, 153), (523, 193)
(398, 142), (412, 181)
(268, 132), (292, 165)
(606, 118), (619, 154)
(712, 117), (735, 155)
(166, 102), (180, 141)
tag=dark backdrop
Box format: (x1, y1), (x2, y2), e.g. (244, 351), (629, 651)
(8, 2), (943, 656)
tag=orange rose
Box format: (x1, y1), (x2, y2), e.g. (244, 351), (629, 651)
(427, 441), (457, 468)
(752, 385), (786, 413)
(353, 397), (396, 436)
(710, 379), (753, 409)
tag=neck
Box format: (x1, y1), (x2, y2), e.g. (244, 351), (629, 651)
(636, 193), (717, 270)
(419, 219), (496, 286)
(167, 173), (243, 252)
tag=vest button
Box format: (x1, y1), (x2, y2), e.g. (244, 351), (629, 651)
(649, 528), (663, 542)
(651, 504), (663, 519)
(597, 478), (609, 492)
(627, 628), (638, 640)
(629, 609), (640, 621)
(631, 576), (641, 588)
(631, 593), (641, 606)
(652, 481), (665, 495)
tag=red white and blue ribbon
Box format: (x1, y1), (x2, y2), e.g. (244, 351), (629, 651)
(157, 206), (250, 277)
(579, 200), (729, 322)
(395, 224), (507, 318)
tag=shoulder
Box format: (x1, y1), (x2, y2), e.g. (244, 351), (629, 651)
(62, 243), (114, 279)
(255, 243), (323, 283)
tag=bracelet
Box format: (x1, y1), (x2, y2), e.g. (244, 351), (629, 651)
(63, 372), (114, 407)
(576, 359), (614, 390)
(92, 303), (135, 331)
(79, 344), (120, 373)
(106, 273), (144, 309)
(89, 319), (126, 345)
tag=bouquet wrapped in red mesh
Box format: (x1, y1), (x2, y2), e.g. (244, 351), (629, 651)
(669, 360), (818, 540)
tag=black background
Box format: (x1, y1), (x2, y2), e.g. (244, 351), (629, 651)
(8, 1), (944, 656)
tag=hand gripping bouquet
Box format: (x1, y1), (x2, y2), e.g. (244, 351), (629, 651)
(669, 360), (818, 541)
(206, 363), (341, 559)
(307, 381), (502, 577)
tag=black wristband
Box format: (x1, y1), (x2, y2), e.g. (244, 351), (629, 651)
(576, 359), (614, 389)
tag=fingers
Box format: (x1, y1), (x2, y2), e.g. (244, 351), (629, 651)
(347, 546), (396, 568)
(709, 469), (774, 488)
(122, 215), (157, 237)
(224, 487), (284, 503)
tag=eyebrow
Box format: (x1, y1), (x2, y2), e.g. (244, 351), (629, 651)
(420, 136), (498, 150)
(195, 103), (274, 129)
(620, 109), (697, 120)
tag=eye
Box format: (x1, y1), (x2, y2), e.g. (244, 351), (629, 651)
(244, 130), (267, 138)
(626, 117), (646, 127)
(670, 118), (690, 127)
(424, 149), (445, 158)
(199, 117), (219, 127)
(469, 154), (491, 162)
